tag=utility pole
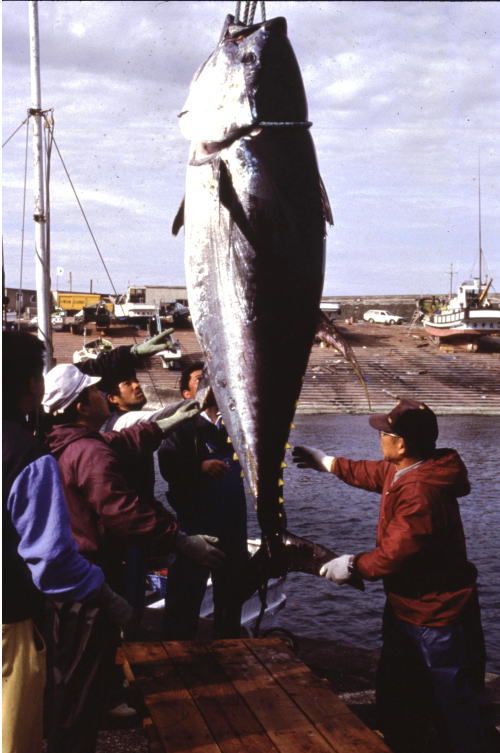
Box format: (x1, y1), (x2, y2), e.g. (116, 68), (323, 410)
(448, 263), (454, 297)
(29, 0), (53, 368)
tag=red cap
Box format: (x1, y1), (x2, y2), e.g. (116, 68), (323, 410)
(369, 398), (438, 446)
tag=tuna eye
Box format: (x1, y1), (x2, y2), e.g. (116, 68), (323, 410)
(241, 52), (257, 65)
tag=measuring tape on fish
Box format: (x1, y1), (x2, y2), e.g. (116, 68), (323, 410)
(257, 120), (312, 127)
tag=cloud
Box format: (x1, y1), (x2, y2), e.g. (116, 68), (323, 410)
(2, 0), (499, 297)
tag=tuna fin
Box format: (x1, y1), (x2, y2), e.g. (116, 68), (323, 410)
(282, 530), (364, 591)
(319, 174), (334, 226)
(231, 530), (364, 604)
(218, 160), (259, 248)
(172, 197), (185, 236)
(316, 311), (372, 411)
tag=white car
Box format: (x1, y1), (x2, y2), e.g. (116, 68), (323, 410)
(363, 309), (403, 325)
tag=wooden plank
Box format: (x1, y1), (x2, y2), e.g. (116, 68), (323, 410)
(124, 643), (221, 753)
(115, 646), (135, 685)
(164, 641), (280, 753)
(208, 639), (339, 753)
(142, 716), (165, 753)
(122, 641), (169, 665)
(245, 639), (391, 753)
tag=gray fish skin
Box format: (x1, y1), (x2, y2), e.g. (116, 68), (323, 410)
(180, 16), (329, 562)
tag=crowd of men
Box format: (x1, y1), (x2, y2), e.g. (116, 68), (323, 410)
(3, 329), (494, 753)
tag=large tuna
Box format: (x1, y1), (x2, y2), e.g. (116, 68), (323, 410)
(175, 14), (362, 596)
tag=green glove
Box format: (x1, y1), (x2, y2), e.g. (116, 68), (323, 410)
(97, 583), (134, 627)
(175, 533), (226, 568)
(131, 329), (175, 358)
(154, 399), (200, 434)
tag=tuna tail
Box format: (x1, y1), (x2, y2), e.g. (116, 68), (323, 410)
(232, 530), (364, 604)
(316, 311), (372, 411)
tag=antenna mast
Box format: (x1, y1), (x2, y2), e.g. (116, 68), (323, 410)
(448, 263), (454, 297)
(29, 0), (53, 368)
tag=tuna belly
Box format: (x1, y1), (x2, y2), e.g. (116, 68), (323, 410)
(184, 134), (325, 535)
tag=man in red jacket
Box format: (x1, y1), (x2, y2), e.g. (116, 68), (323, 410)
(293, 398), (486, 753)
(41, 363), (224, 751)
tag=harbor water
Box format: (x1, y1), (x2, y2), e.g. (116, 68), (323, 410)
(158, 414), (499, 674)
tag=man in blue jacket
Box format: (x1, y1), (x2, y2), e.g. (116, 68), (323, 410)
(2, 331), (129, 753)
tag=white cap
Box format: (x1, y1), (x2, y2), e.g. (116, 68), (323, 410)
(42, 364), (102, 414)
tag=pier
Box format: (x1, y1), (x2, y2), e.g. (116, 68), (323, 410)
(119, 638), (391, 753)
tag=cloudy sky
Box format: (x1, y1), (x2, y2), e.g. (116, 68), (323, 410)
(3, 0), (500, 298)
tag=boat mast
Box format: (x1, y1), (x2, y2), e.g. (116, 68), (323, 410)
(29, 0), (53, 368)
(478, 153), (482, 288)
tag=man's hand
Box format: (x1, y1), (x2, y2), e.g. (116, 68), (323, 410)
(131, 329), (176, 358)
(97, 583), (134, 626)
(292, 445), (335, 473)
(201, 459), (229, 479)
(319, 554), (354, 584)
(175, 533), (226, 568)
(154, 399), (200, 434)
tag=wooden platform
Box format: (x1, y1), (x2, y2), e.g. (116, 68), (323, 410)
(120, 638), (391, 753)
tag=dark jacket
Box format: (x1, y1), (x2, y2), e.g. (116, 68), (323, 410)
(45, 420), (177, 583)
(158, 415), (247, 554)
(77, 345), (138, 392)
(333, 449), (477, 626)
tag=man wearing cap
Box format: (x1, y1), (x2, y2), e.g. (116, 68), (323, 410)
(42, 363), (225, 595)
(75, 330), (193, 638)
(41, 363), (225, 743)
(293, 398), (486, 753)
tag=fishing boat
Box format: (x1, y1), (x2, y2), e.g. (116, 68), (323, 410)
(72, 335), (113, 364)
(421, 166), (500, 346)
(421, 277), (500, 343)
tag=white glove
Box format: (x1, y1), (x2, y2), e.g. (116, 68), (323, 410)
(292, 445), (335, 473)
(320, 554), (354, 584)
(175, 533), (226, 568)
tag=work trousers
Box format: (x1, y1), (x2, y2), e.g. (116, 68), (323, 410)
(163, 553), (246, 640)
(43, 600), (119, 753)
(2, 618), (46, 753)
(377, 598), (486, 753)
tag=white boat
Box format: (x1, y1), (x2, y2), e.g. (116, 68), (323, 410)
(72, 336), (113, 364)
(422, 164), (500, 345)
(422, 278), (500, 342)
(146, 539), (287, 630)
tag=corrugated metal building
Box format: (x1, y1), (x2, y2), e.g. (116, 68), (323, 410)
(129, 285), (188, 306)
